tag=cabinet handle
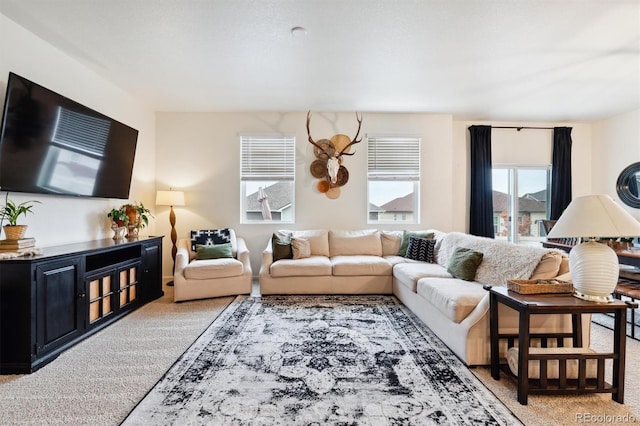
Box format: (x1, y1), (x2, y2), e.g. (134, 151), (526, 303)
(78, 293), (86, 299)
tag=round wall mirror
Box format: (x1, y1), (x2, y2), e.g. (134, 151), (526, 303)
(616, 162), (640, 208)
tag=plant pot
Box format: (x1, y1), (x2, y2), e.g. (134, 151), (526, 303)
(3, 225), (28, 240)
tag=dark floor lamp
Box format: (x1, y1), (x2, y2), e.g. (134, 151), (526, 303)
(156, 189), (185, 287)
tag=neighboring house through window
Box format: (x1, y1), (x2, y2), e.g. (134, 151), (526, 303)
(492, 166), (550, 245)
(367, 136), (420, 224)
(240, 135), (295, 223)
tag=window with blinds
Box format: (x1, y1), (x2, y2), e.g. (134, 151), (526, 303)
(240, 136), (295, 223)
(367, 136), (421, 224)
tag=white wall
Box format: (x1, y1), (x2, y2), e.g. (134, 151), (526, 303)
(155, 111), (455, 275)
(592, 108), (640, 220)
(0, 14), (157, 247)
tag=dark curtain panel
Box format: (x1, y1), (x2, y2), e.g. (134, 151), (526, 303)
(469, 125), (494, 238)
(550, 127), (573, 220)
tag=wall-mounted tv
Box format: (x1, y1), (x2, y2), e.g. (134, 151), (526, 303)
(0, 72), (138, 199)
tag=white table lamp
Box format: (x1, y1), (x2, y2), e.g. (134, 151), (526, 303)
(547, 194), (640, 302)
(156, 189), (186, 286)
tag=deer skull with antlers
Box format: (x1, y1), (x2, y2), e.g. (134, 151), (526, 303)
(307, 111), (362, 189)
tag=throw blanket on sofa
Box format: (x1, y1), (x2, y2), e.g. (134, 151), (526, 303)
(437, 232), (548, 286)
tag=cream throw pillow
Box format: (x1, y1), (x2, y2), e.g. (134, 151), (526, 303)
(529, 251), (563, 280)
(291, 237), (311, 259)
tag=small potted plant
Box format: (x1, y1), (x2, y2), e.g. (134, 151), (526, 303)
(107, 202), (153, 239)
(1, 199), (41, 240)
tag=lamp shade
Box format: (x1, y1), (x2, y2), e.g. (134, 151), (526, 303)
(547, 194), (640, 302)
(156, 190), (185, 207)
(547, 194), (640, 239)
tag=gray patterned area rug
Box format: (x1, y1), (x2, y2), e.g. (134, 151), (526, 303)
(123, 295), (522, 425)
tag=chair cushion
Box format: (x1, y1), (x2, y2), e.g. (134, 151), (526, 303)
(285, 230), (330, 257)
(270, 256), (332, 277)
(417, 278), (487, 323)
(381, 230), (403, 256)
(331, 256), (392, 276)
(393, 263), (452, 292)
(184, 258), (243, 279)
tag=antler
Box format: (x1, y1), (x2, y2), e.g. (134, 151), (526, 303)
(337, 112), (363, 157)
(306, 110), (332, 158)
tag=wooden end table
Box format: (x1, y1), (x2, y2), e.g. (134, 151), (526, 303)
(489, 286), (635, 405)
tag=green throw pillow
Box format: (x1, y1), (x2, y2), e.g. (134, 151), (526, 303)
(272, 232), (293, 262)
(398, 230), (435, 256)
(196, 243), (233, 260)
(447, 247), (484, 281)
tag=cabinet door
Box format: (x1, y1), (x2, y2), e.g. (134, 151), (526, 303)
(141, 240), (163, 301)
(35, 258), (84, 356)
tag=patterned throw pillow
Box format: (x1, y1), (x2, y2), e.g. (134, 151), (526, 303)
(190, 228), (231, 252)
(398, 230), (435, 256)
(447, 247), (484, 281)
(404, 236), (436, 263)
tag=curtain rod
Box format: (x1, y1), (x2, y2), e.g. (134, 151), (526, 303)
(492, 126), (555, 131)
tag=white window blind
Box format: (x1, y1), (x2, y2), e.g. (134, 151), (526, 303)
(241, 136), (295, 181)
(52, 107), (110, 157)
(367, 136), (420, 180)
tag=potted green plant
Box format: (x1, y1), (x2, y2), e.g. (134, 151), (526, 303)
(1, 199), (41, 240)
(108, 202), (153, 239)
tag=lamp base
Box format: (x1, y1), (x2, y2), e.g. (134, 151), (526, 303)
(573, 291), (614, 303)
(569, 240), (619, 304)
(166, 281), (174, 287)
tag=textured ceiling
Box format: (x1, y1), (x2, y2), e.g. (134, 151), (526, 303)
(1, 0), (638, 121)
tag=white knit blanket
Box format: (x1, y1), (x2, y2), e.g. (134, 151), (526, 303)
(437, 232), (548, 286)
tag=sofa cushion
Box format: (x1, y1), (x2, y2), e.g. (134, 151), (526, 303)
(184, 258), (243, 279)
(394, 262), (452, 292)
(292, 237), (311, 259)
(381, 231), (403, 256)
(447, 247), (484, 281)
(195, 243), (232, 260)
(270, 256), (332, 277)
(405, 237), (436, 262)
(288, 230), (330, 257)
(329, 229), (382, 256)
(331, 255), (392, 276)
(272, 231), (293, 262)
(529, 251), (563, 280)
(417, 278), (487, 323)
(398, 230), (435, 256)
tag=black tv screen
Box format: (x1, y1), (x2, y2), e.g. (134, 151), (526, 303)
(0, 72), (138, 199)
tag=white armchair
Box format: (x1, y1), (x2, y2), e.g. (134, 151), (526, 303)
(173, 229), (252, 302)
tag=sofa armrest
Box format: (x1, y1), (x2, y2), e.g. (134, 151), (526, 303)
(174, 238), (191, 277)
(236, 237), (252, 274)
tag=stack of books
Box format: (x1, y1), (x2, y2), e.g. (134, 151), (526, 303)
(0, 237), (36, 254)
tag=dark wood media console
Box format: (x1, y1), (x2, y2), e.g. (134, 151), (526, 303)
(0, 236), (163, 374)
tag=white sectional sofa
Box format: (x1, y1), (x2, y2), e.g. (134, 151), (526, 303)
(259, 229), (586, 366)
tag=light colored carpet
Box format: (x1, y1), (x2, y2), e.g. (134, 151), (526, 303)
(0, 284), (638, 425)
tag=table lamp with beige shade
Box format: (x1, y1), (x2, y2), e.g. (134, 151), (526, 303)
(547, 194), (640, 302)
(156, 189), (185, 286)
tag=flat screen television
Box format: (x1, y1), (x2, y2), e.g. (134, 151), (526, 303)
(0, 72), (138, 199)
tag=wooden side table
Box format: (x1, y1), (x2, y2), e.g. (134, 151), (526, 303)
(489, 286), (635, 405)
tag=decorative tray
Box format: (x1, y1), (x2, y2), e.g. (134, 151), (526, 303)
(507, 279), (574, 294)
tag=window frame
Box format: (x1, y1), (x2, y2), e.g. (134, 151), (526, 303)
(366, 135), (421, 225)
(239, 135), (295, 224)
